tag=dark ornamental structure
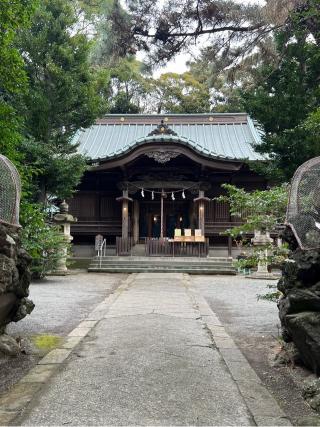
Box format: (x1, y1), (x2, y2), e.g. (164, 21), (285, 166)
(69, 114), (267, 257)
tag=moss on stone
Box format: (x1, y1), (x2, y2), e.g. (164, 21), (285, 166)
(32, 334), (62, 351)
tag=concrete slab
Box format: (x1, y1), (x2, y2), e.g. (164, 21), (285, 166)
(236, 379), (288, 418)
(38, 349), (72, 365)
(0, 383), (41, 412)
(77, 320), (98, 329)
(19, 365), (58, 384)
(61, 336), (83, 349)
(67, 327), (91, 337)
(254, 415), (292, 426)
(0, 409), (20, 425)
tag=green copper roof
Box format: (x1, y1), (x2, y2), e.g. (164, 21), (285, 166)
(74, 113), (264, 162)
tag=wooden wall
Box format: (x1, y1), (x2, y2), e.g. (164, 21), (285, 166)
(68, 192), (122, 236)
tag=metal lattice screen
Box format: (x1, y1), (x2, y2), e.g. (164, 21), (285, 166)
(0, 155), (21, 227)
(286, 157), (320, 249)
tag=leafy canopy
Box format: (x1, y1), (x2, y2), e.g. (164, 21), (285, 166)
(18, 0), (104, 201)
(0, 0), (35, 162)
(241, 3), (320, 182)
(216, 184), (288, 237)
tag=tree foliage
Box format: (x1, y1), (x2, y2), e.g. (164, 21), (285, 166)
(0, 0), (109, 277)
(108, 57), (148, 113)
(106, 0), (273, 64)
(18, 0), (104, 201)
(216, 184), (288, 237)
(20, 202), (68, 278)
(241, 6), (320, 182)
(0, 0), (35, 162)
(148, 72), (211, 114)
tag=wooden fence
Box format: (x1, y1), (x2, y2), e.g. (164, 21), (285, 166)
(145, 238), (209, 257)
(116, 237), (133, 256)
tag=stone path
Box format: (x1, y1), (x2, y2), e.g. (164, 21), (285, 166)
(7, 273), (290, 426)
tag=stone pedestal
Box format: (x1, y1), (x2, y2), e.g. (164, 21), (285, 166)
(251, 230), (274, 246)
(249, 232), (276, 279)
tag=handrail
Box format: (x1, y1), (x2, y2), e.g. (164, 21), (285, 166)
(98, 238), (106, 268)
(97, 238), (106, 257)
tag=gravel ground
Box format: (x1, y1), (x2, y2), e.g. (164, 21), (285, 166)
(0, 272), (125, 395)
(192, 275), (318, 426)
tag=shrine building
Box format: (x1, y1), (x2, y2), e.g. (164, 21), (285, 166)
(68, 113), (266, 258)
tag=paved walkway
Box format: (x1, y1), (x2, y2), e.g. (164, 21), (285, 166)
(10, 273), (290, 426)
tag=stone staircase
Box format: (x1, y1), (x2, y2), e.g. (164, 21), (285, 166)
(88, 256), (236, 275)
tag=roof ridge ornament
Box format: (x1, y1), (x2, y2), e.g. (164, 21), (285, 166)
(147, 120), (178, 137)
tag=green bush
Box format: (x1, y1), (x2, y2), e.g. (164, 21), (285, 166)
(20, 202), (68, 279)
(257, 284), (282, 303)
(235, 255), (259, 270)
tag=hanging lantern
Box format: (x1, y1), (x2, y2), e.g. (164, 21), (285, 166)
(141, 188), (145, 197)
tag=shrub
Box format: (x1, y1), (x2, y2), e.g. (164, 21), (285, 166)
(20, 202), (68, 278)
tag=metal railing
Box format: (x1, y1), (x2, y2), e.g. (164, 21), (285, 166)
(98, 238), (106, 268)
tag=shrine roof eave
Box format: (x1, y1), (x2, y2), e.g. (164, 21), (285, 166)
(89, 137), (251, 172)
(87, 133), (265, 164)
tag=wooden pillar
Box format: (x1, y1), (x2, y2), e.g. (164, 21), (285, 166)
(160, 190), (166, 239)
(122, 199), (129, 239)
(116, 190), (133, 240)
(228, 235), (232, 257)
(194, 190), (210, 236)
(133, 200), (139, 244)
(199, 199), (205, 236)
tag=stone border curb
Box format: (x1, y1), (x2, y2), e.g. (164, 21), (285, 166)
(184, 275), (292, 427)
(0, 275), (133, 426)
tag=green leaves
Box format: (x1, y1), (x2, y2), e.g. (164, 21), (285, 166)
(17, 0), (104, 201)
(20, 202), (69, 279)
(241, 5), (320, 182)
(150, 72), (211, 114)
(0, 0), (35, 164)
(216, 183), (288, 237)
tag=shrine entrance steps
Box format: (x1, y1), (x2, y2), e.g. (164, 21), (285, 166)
(88, 256), (236, 275)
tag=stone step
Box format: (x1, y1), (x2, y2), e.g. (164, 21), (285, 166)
(92, 256), (233, 263)
(89, 263), (234, 270)
(88, 254), (236, 274)
(88, 266), (236, 275)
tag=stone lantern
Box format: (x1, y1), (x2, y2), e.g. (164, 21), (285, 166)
(250, 230), (274, 279)
(53, 200), (77, 274)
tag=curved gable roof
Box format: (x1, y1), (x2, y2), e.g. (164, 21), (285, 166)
(74, 113), (264, 162)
